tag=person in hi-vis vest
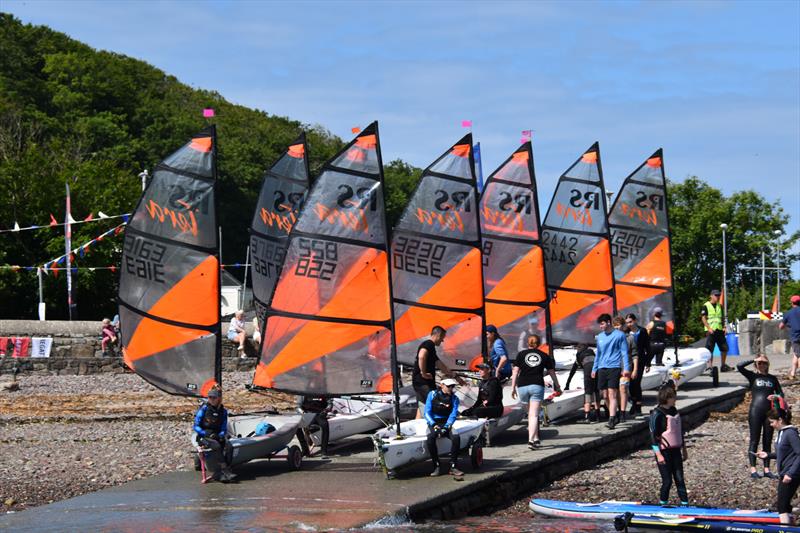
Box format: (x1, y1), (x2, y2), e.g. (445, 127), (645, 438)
(701, 289), (730, 372)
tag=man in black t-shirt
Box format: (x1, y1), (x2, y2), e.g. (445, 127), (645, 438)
(412, 325), (460, 417)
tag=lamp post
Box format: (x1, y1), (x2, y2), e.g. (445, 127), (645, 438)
(720, 223), (728, 327)
(775, 229), (782, 313)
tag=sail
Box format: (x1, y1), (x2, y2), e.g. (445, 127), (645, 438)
(610, 149), (675, 332)
(253, 123), (395, 395)
(118, 127), (220, 397)
(542, 143), (614, 346)
(480, 142), (550, 353)
(392, 134), (485, 370)
(249, 134), (311, 322)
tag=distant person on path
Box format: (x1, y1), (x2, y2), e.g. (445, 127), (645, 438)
(424, 378), (464, 477)
(701, 289), (730, 372)
(413, 326), (461, 418)
(613, 316), (636, 422)
(461, 363), (503, 418)
(646, 307), (668, 368)
(227, 309), (247, 358)
(738, 355), (783, 479)
(252, 316), (261, 348)
(779, 295), (800, 380)
(565, 343), (600, 423)
(193, 386), (236, 483)
(592, 313), (630, 430)
(517, 316), (541, 352)
(486, 325), (511, 380)
(626, 313), (649, 416)
(649, 385), (688, 506)
(511, 334), (561, 448)
(757, 400), (800, 526)
(100, 318), (118, 356)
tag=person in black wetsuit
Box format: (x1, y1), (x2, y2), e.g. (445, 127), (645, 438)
(297, 395), (331, 457)
(649, 385), (688, 505)
(757, 401), (800, 526)
(565, 343), (600, 423)
(626, 313), (650, 416)
(461, 363), (503, 418)
(646, 307), (668, 368)
(193, 386), (236, 483)
(424, 378), (463, 477)
(738, 355), (783, 479)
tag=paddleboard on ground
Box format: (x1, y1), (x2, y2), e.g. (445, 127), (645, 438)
(614, 512), (800, 532)
(529, 499), (780, 524)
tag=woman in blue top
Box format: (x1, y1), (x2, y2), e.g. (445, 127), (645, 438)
(487, 325), (511, 380)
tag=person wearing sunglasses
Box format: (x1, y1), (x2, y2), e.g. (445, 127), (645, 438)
(738, 355), (783, 479)
(424, 378), (463, 477)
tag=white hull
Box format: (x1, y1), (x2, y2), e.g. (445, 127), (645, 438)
(554, 347), (710, 370)
(373, 418), (485, 472)
(306, 387), (415, 446)
(224, 413), (301, 466)
(484, 403), (527, 443)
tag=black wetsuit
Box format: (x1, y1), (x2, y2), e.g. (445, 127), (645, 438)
(565, 347), (598, 403)
(297, 396), (331, 455)
(649, 319), (667, 366)
(649, 405), (688, 504)
(737, 360), (783, 468)
(462, 376), (503, 418)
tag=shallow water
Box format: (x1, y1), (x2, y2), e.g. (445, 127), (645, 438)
(353, 515), (614, 532)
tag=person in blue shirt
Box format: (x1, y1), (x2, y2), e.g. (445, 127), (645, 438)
(780, 295), (800, 380)
(592, 313), (630, 430)
(193, 386), (236, 482)
(424, 378), (464, 477)
(487, 325), (511, 380)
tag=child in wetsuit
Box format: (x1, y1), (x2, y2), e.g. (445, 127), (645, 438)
(738, 355), (783, 479)
(649, 385), (688, 506)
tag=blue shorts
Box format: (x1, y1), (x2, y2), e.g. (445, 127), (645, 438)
(518, 384), (545, 403)
(227, 329), (239, 341)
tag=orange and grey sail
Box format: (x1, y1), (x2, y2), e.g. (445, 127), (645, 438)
(253, 123), (397, 395)
(610, 149), (675, 333)
(542, 143), (614, 346)
(249, 134), (311, 322)
(118, 127), (221, 397)
(480, 141), (550, 353)
(392, 134), (486, 370)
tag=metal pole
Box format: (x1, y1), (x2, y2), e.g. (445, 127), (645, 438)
(776, 232), (781, 313)
(721, 225), (727, 326)
(37, 267), (45, 321)
(761, 251), (766, 311)
(241, 245), (250, 310)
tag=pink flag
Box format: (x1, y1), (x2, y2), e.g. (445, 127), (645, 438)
(351, 127), (361, 134)
(521, 130), (532, 137)
(461, 120), (472, 128)
(520, 137), (528, 144)
(84, 213), (93, 222)
(49, 214), (57, 227)
(203, 108), (215, 118)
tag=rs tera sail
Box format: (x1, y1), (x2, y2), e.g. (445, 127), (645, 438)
(119, 127), (221, 397)
(480, 141), (551, 353)
(610, 149), (676, 335)
(249, 134), (311, 322)
(542, 143), (615, 346)
(392, 134), (486, 370)
(253, 122), (397, 396)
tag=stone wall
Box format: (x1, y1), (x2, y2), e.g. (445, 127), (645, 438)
(0, 320), (257, 376)
(737, 319), (790, 356)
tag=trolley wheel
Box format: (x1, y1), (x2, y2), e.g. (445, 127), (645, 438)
(470, 441), (484, 470)
(194, 455), (202, 471)
(288, 445), (303, 470)
(711, 366), (720, 388)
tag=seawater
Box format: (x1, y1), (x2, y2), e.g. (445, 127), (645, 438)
(354, 515), (615, 532)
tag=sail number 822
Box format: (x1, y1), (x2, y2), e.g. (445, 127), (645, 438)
(295, 238), (337, 280)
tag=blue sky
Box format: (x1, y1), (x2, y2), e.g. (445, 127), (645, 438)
(5, 0), (800, 277)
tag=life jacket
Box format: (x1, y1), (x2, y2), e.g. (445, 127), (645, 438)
(478, 376), (502, 406)
(200, 403), (225, 433)
(660, 410), (683, 450)
(704, 301), (723, 331)
(430, 390), (455, 420)
(650, 320), (667, 343)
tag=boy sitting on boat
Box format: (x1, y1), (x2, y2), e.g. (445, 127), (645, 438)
(425, 378), (464, 478)
(193, 386), (237, 483)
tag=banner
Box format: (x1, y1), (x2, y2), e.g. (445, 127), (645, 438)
(0, 337), (8, 357)
(31, 337), (52, 358)
(11, 337), (30, 358)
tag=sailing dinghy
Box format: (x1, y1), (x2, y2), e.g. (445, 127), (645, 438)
(374, 135), (487, 477)
(119, 127), (302, 470)
(252, 123), (413, 452)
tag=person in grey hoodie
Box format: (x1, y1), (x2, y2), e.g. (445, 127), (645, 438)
(758, 400), (800, 525)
